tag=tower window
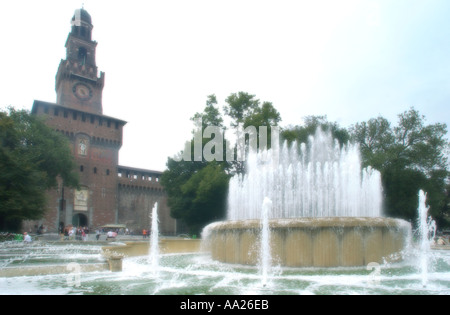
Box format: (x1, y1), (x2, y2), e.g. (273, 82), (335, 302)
(78, 47), (87, 65)
(80, 165), (84, 172)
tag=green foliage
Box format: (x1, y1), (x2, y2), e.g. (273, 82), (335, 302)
(281, 115), (350, 147)
(162, 95), (229, 234)
(223, 92), (260, 127)
(350, 108), (449, 226)
(162, 92), (280, 233)
(224, 92), (281, 174)
(0, 108), (78, 232)
(191, 94), (224, 129)
(180, 163), (230, 234)
(161, 160), (229, 235)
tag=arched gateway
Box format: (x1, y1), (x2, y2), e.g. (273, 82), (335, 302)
(72, 213), (88, 227)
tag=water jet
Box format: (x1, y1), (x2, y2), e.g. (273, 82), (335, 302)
(259, 198), (272, 286)
(149, 202), (160, 275)
(417, 190), (437, 287)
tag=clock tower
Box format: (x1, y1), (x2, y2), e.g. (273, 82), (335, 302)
(29, 8), (179, 237)
(55, 8), (104, 114)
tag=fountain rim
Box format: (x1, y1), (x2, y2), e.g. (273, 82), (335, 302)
(205, 217), (411, 231)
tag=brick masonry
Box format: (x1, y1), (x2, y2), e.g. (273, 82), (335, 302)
(23, 8), (178, 236)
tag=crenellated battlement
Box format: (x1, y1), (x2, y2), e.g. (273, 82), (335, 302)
(117, 166), (164, 190)
(56, 59), (105, 87)
(32, 100), (125, 145)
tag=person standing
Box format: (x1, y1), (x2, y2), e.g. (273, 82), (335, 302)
(64, 227), (69, 241)
(23, 232), (32, 244)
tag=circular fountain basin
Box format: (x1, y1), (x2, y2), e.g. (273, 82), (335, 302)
(204, 217), (411, 267)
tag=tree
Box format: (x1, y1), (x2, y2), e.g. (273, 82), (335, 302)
(224, 92), (281, 174)
(0, 108), (79, 231)
(348, 116), (394, 170)
(162, 92), (282, 234)
(179, 163), (230, 234)
(162, 95), (230, 234)
(223, 92), (260, 128)
(191, 94), (224, 128)
(281, 115), (350, 147)
(350, 108), (449, 225)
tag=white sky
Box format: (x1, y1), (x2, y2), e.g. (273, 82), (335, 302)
(1, 0), (450, 171)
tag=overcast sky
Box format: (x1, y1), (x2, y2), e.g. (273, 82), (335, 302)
(1, 0), (450, 171)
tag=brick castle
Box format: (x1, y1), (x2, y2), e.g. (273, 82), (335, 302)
(26, 8), (179, 235)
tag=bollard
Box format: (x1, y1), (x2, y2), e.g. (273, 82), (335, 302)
(108, 256), (123, 272)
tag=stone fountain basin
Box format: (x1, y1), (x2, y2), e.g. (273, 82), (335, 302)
(205, 217), (411, 267)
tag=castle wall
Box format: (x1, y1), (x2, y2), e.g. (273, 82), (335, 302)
(117, 167), (177, 236)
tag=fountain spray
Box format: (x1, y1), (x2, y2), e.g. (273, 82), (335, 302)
(260, 198), (273, 287)
(149, 202), (160, 275)
(417, 190), (436, 287)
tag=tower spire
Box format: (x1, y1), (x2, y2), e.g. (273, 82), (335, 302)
(55, 8), (104, 114)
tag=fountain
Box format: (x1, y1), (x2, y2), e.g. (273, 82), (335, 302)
(149, 202), (160, 275)
(1, 131), (449, 295)
(417, 190), (437, 287)
(1, 226), (448, 295)
(259, 198), (273, 287)
(204, 129), (411, 267)
(0, 171), (448, 294)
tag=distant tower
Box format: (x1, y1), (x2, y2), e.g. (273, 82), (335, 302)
(55, 8), (105, 114)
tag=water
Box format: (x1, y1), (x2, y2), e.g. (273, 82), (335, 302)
(0, 243), (449, 295)
(148, 202), (160, 275)
(0, 242), (104, 268)
(259, 198), (272, 287)
(417, 190), (437, 287)
(228, 128), (383, 220)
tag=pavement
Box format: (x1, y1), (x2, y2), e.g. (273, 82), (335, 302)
(34, 233), (194, 244)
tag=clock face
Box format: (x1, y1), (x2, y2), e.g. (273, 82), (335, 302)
(73, 83), (93, 101)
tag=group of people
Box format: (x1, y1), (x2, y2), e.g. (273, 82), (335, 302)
(62, 226), (90, 241)
(142, 229), (153, 239)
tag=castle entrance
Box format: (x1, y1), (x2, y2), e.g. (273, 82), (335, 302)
(72, 213), (88, 227)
